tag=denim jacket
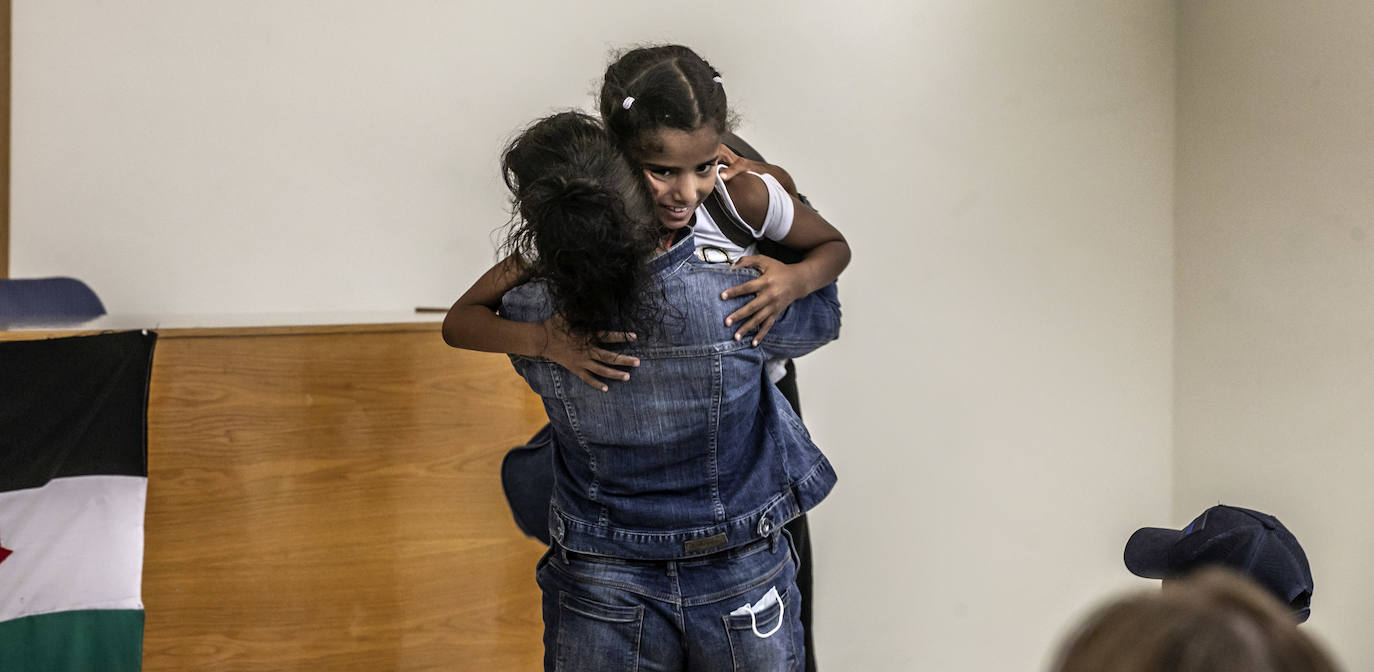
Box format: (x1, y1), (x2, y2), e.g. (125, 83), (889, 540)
(500, 233), (841, 560)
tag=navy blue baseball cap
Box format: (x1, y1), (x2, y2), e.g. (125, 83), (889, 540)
(1124, 504), (1314, 622)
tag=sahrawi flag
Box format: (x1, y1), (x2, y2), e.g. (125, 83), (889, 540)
(0, 330), (156, 672)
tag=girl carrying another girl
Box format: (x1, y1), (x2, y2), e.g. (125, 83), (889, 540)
(483, 105), (839, 672)
(445, 44), (848, 391)
(443, 45), (848, 671)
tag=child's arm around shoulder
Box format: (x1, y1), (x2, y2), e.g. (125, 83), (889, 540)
(718, 144), (798, 196)
(442, 254), (639, 391)
(441, 254), (539, 354)
(717, 172), (851, 345)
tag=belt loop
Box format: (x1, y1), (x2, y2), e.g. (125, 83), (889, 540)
(771, 531), (780, 554)
(780, 527), (800, 571)
(559, 544), (570, 566)
(666, 560), (677, 578)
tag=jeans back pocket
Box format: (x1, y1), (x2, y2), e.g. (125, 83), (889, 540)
(555, 591), (644, 672)
(723, 588), (798, 671)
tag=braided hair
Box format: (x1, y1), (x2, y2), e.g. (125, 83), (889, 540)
(598, 44), (732, 155)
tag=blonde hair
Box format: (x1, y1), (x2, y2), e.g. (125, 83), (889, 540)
(1051, 568), (1340, 672)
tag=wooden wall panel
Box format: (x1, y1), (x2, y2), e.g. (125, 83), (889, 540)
(136, 326), (548, 671)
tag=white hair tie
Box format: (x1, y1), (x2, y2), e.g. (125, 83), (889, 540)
(622, 96), (635, 110)
(713, 76), (723, 84)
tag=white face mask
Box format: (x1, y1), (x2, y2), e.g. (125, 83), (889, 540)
(730, 585), (784, 639)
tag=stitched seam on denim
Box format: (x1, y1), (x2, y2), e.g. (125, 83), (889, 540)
(562, 498), (783, 542)
(760, 304), (839, 351)
(762, 419), (792, 482)
(552, 365), (598, 503)
(720, 590), (796, 670)
(562, 518), (744, 541)
(708, 353), (726, 521)
(630, 605), (643, 672)
(560, 489), (795, 542)
(555, 592), (570, 671)
(780, 399), (808, 435)
(671, 568), (686, 634)
(564, 503), (765, 538)
(647, 233), (695, 277)
(789, 587), (802, 671)
(557, 514), (607, 532)
(555, 592), (645, 672)
(792, 459), (831, 491)
(557, 491), (814, 560)
(692, 265), (762, 279)
(677, 536), (775, 567)
(545, 561), (681, 604)
(620, 340), (753, 359)
(660, 254), (694, 280)
(760, 335), (830, 349)
(780, 527), (801, 575)
(724, 589), (790, 630)
(681, 552), (790, 607)
(562, 595), (642, 622)
(725, 613), (742, 670)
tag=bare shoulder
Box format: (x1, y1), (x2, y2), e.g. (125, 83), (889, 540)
(720, 172), (769, 231)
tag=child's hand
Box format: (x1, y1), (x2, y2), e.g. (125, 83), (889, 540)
(717, 144), (765, 182)
(720, 255), (808, 345)
(539, 316), (639, 392)
(717, 145), (799, 196)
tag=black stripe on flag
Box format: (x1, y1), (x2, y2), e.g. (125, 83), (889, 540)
(0, 331), (156, 491)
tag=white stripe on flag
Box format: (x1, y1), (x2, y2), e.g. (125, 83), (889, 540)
(0, 475), (146, 623)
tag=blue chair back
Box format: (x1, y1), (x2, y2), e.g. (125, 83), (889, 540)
(0, 277), (107, 325)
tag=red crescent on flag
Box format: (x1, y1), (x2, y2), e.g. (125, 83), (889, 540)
(0, 537), (10, 566)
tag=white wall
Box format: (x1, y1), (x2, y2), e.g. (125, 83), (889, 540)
(11, 1), (1177, 669)
(788, 3), (1175, 670)
(1177, 2), (1374, 667)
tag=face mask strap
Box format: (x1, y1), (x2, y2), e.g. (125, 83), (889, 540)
(745, 596), (784, 639)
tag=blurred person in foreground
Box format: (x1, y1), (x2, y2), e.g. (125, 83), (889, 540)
(1050, 568), (1341, 672)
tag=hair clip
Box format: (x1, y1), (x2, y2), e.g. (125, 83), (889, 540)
(713, 76), (723, 84)
(622, 96), (635, 110)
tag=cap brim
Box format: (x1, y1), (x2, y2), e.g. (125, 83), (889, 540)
(1124, 526), (1186, 579)
(1293, 606), (1310, 623)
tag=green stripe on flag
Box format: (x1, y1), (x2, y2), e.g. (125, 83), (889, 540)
(0, 609), (143, 672)
(1, 332), (154, 670)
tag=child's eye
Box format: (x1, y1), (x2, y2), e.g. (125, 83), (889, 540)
(648, 167), (673, 178)
(695, 161), (718, 174)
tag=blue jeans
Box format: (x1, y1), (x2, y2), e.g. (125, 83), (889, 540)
(536, 533), (804, 671)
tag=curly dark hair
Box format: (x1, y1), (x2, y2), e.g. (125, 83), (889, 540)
(598, 44), (733, 155)
(500, 111), (662, 341)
